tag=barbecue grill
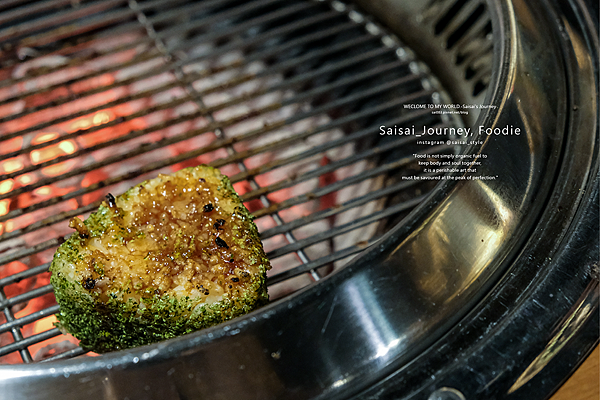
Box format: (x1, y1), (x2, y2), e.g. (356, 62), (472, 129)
(0, 0), (597, 399)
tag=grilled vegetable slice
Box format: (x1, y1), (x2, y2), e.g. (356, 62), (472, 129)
(50, 165), (271, 353)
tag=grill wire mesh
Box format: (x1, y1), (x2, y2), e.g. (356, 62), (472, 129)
(0, 0), (463, 364)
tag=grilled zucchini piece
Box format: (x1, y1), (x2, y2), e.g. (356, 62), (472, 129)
(50, 165), (271, 353)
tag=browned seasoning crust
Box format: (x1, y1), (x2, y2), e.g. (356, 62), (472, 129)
(50, 165), (271, 353)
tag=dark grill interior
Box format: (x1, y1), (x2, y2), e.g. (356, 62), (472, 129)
(0, 0), (462, 364)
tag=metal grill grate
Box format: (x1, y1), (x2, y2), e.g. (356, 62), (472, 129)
(0, 0), (462, 364)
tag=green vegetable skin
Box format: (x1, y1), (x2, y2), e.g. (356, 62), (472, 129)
(50, 165), (271, 353)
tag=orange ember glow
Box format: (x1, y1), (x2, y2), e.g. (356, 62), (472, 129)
(4, 220), (14, 233)
(34, 315), (57, 334)
(33, 186), (52, 196)
(26, 315), (81, 361)
(41, 160), (78, 177)
(30, 139), (78, 164)
(16, 174), (33, 185)
(0, 199), (9, 216)
(69, 110), (112, 131)
(28, 133), (80, 178)
(0, 180), (14, 194)
(1, 158), (23, 174)
(31, 132), (59, 145)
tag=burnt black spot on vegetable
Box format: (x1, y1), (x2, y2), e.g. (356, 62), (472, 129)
(203, 203), (214, 213)
(231, 277), (239, 282)
(83, 278), (96, 290)
(106, 193), (116, 208)
(197, 285), (210, 295)
(214, 219), (225, 230)
(215, 237), (229, 248)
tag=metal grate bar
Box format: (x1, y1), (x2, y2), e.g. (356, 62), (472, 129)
(17, 10), (137, 50)
(235, 135), (421, 204)
(2, 21), (152, 77)
(260, 178), (431, 239)
(0, 305), (59, 335)
(139, 0), (247, 27)
(0, 202), (100, 242)
(0, 0), (223, 78)
(0, 164), (429, 292)
(452, 15), (491, 54)
(0, 111), (428, 263)
(0, 0), (78, 26)
(0, 285), (55, 310)
(0, 0), (67, 14)
(0, 54), (163, 140)
(152, 0), (320, 53)
(422, 0), (462, 26)
(207, 74), (421, 163)
(0, 0), (129, 42)
(0, 327), (61, 358)
(471, 64), (492, 86)
(197, 45), (392, 116)
(267, 193), (429, 260)
(0, 237), (63, 267)
(260, 142), (446, 277)
(0, 0), (206, 42)
(0, 90), (195, 167)
(228, 107), (433, 184)
(0, 0), (236, 86)
(462, 40), (493, 74)
(0, 34), (157, 94)
(441, 0), (483, 40)
(39, 346), (87, 362)
(0, 81), (428, 224)
(0, 50), (163, 125)
(241, 140), (448, 205)
(267, 238), (379, 285)
(0, 264), (51, 288)
(0, 289), (32, 363)
(0, 91), (195, 164)
(140, 0), (228, 25)
(8, 0), (240, 46)
(163, 11), (350, 66)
